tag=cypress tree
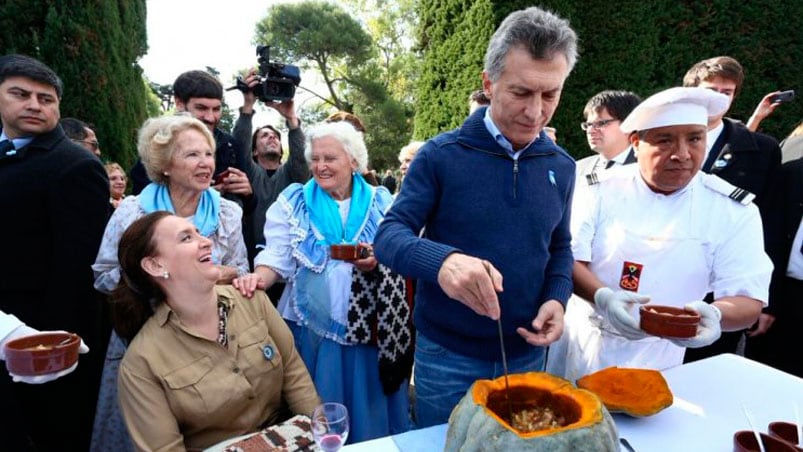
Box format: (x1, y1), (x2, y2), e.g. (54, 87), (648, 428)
(414, 0), (803, 158)
(0, 0), (148, 170)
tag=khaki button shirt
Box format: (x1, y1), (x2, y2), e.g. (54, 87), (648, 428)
(118, 285), (320, 451)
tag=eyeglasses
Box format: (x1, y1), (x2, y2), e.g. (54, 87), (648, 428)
(580, 118), (618, 131)
(78, 140), (100, 151)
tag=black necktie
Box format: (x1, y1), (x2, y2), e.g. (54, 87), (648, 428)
(0, 140), (14, 156)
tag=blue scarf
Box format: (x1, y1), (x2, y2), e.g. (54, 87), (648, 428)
(303, 173), (373, 245)
(139, 183), (221, 237)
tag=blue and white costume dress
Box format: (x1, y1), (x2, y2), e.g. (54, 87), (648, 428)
(255, 177), (412, 443)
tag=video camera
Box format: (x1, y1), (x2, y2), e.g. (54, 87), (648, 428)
(231, 45), (301, 103)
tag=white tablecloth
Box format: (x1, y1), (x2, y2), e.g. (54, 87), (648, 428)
(342, 354), (803, 451)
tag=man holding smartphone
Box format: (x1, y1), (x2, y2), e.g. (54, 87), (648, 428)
(681, 55), (784, 364)
(746, 89), (795, 132)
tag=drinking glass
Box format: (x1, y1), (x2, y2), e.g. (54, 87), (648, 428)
(312, 402), (349, 452)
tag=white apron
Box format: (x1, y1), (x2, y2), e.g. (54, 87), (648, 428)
(559, 197), (711, 381)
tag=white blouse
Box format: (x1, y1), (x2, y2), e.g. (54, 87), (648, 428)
(254, 197), (354, 325)
(92, 195), (249, 294)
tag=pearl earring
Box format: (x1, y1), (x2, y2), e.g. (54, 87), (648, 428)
(163, 172), (169, 176)
(162, 270), (169, 279)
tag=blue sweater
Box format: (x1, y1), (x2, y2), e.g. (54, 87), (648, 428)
(374, 108), (575, 361)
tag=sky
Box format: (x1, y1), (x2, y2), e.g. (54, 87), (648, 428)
(139, 0), (302, 127)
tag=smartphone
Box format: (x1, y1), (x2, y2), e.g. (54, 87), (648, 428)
(212, 169), (231, 185)
(769, 90), (795, 104)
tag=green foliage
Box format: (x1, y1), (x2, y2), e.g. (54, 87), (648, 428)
(339, 0), (419, 170)
(219, 102), (235, 134)
(413, 0), (498, 138)
(0, 0), (148, 170)
(148, 81), (174, 112)
(254, 0), (416, 172)
(144, 78), (163, 118)
(414, 0), (803, 159)
(255, 0), (373, 111)
(350, 73), (414, 171)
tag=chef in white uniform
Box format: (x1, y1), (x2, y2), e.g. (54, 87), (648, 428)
(549, 87), (772, 381)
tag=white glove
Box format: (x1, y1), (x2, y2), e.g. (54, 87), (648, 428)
(594, 287), (651, 340)
(0, 324), (39, 361)
(668, 300), (722, 348)
(12, 361), (80, 384)
(2, 326), (89, 384)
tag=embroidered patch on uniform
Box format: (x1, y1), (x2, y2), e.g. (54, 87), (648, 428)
(619, 261), (643, 291)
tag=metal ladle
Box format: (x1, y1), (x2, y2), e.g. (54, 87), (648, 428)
(497, 315), (513, 424)
(484, 259), (513, 424)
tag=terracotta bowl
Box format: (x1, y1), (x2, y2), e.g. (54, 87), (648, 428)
(769, 422), (803, 451)
(639, 305), (700, 338)
(3, 332), (81, 376)
(734, 431), (800, 452)
(330, 244), (372, 261)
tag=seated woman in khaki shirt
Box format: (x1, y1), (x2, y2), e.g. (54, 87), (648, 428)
(113, 211), (320, 451)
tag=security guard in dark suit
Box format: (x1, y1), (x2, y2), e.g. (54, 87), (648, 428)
(0, 54), (110, 451)
(755, 157), (803, 378)
(681, 56), (783, 363)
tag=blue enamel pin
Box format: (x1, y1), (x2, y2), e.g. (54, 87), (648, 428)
(548, 170), (556, 186)
(263, 344), (274, 360)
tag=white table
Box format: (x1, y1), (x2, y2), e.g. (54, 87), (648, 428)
(342, 354), (803, 451)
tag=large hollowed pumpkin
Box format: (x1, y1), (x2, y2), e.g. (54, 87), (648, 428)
(576, 367), (673, 417)
(445, 372), (618, 452)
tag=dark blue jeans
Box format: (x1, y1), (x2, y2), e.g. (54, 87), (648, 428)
(413, 332), (546, 428)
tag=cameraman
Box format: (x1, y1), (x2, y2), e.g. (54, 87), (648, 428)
(232, 69), (310, 277)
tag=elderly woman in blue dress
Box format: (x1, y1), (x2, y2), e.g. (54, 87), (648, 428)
(234, 121), (413, 443)
(90, 114), (249, 450)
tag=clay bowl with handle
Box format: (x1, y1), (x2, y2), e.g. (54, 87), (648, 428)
(639, 305), (700, 338)
(769, 422), (803, 451)
(734, 431), (799, 452)
(4, 332), (81, 376)
(330, 244), (372, 261)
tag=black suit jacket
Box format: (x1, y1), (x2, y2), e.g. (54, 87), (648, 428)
(0, 125), (109, 341)
(705, 118), (782, 211)
(705, 119), (783, 310)
(767, 158), (803, 311)
(0, 124), (110, 448)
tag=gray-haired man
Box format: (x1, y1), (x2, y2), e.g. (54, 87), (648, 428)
(375, 6), (579, 426)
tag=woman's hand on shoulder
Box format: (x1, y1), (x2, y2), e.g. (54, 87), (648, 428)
(233, 266), (278, 298)
(233, 272), (266, 298)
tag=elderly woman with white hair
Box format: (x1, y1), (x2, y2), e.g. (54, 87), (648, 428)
(234, 121), (412, 443)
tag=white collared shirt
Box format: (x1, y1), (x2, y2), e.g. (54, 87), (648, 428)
(593, 147), (632, 171)
(704, 121), (725, 163)
(787, 218), (803, 280)
(0, 132), (34, 154)
(483, 107), (530, 160)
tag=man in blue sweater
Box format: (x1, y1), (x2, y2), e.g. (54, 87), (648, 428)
(374, 6), (578, 427)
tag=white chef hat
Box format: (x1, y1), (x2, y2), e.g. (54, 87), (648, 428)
(620, 87), (730, 133)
